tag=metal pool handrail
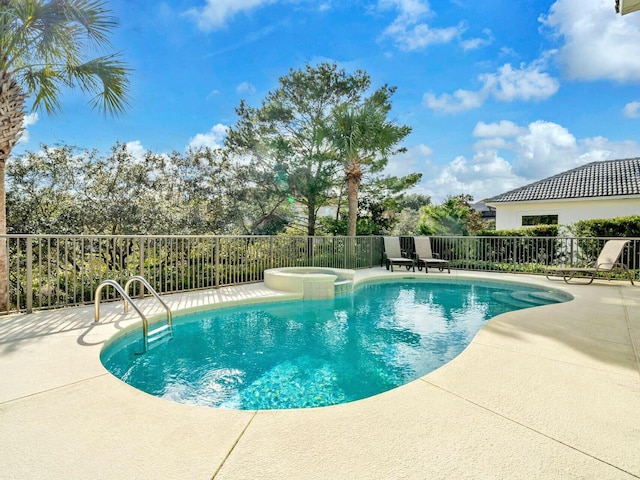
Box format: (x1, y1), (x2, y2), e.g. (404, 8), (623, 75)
(123, 275), (173, 326)
(94, 280), (150, 341)
(95, 279), (158, 353)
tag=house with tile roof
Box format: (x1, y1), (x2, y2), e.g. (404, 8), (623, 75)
(485, 158), (640, 230)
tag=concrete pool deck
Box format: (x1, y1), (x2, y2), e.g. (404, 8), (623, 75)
(1, 269), (639, 479)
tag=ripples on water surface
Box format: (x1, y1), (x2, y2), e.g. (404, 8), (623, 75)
(101, 279), (570, 410)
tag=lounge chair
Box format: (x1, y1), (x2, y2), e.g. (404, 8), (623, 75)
(545, 239), (635, 285)
(412, 236), (450, 273)
(382, 236), (415, 272)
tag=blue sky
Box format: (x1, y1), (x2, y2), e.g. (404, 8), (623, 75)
(16, 0), (640, 203)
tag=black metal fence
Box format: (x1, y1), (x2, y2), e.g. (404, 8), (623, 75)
(425, 236), (639, 276)
(3, 235), (383, 314)
(2, 234), (638, 314)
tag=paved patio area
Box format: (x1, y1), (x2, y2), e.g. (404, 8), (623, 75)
(1, 269), (639, 479)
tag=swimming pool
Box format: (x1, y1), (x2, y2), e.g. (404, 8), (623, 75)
(100, 278), (571, 410)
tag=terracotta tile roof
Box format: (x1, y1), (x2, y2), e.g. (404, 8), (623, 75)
(487, 158), (640, 203)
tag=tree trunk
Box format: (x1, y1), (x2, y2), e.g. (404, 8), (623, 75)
(0, 70), (27, 311)
(307, 200), (316, 236)
(345, 157), (363, 237)
(346, 174), (359, 237)
(0, 161), (6, 312)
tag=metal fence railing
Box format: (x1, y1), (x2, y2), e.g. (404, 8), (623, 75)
(426, 236), (640, 276)
(1, 234), (638, 315)
(2, 235), (384, 314)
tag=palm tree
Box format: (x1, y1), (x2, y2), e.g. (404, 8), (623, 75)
(329, 86), (411, 237)
(0, 0), (130, 310)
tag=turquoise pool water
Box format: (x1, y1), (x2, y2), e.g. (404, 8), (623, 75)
(100, 279), (570, 410)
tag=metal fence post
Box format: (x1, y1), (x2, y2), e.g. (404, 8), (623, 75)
(215, 237), (220, 288)
(26, 238), (33, 314)
(343, 236), (348, 268)
(139, 237), (145, 279)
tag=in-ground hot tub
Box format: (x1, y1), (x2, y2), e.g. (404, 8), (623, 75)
(264, 267), (355, 299)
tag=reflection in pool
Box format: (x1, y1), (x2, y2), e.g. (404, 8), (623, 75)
(101, 279), (570, 410)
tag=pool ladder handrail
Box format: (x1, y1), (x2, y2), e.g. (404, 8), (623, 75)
(94, 277), (173, 352)
(123, 276), (173, 326)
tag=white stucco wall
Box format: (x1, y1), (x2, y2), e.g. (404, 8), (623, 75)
(489, 196), (640, 230)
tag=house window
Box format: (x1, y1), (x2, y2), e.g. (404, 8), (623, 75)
(521, 214), (558, 226)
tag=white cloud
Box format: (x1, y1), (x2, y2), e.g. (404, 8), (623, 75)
(415, 143), (433, 157)
(414, 119), (640, 203)
(17, 112), (39, 144)
(23, 112), (39, 128)
(509, 121), (640, 179)
(423, 88), (488, 114)
(424, 59), (559, 113)
(124, 140), (147, 162)
(184, 0), (276, 31)
(379, 0), (464, 51)
(472, 121), (526, 152)
(481, 61), (560, 102)
(385, 22), (462, 51)
(473, 120), (526, 138)
(460, 28), (493, 51)
(577, 136), (640, 163)
(540, 0), (640, 82)
(513, 120), (579, 178)
(187, 123), (228, 150)
(236, 82), (256, 95)
(623, 101), (640, 118)
(416, 150), (525, 203)
(379, 0), (430, 21)
(499, 46), (517, 58)
(384, 143), (433, 178)
(472, 137), (510, 151)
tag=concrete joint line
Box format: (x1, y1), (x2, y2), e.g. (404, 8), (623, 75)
(472, 340), (634, 379)
(621, 295), (640, 381)
(422, 379), (640, 479)
(0, 372), (110, 406)
(211, 411), (257, 479)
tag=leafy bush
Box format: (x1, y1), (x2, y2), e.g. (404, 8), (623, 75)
(476, 225), (558, 237)
(563, 216), (640, 267)
(570, 215), (640, 237)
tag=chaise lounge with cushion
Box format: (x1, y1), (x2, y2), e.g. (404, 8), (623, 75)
(545, 239), (635, 285)
(412, 236), (450, 273)
(382, 236), (415, 272)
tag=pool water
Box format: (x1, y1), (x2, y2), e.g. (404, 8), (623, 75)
(101, 279), (570, 410)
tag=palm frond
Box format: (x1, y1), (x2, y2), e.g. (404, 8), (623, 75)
(53, 0), (118, 48)
(22, 66), (62, 114)
(2, 0), (130, 115)
(66, 53), (131, 115)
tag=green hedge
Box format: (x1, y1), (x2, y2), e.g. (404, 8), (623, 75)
(476, 224), (559, 237)
(459, 225), (559, 265)
(571, 215), (640, 237)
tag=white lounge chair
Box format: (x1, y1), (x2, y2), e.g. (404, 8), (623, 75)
(545, 239), (634, 285)
(382, 236), (415, 272)
(412, 236), (450, 273)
